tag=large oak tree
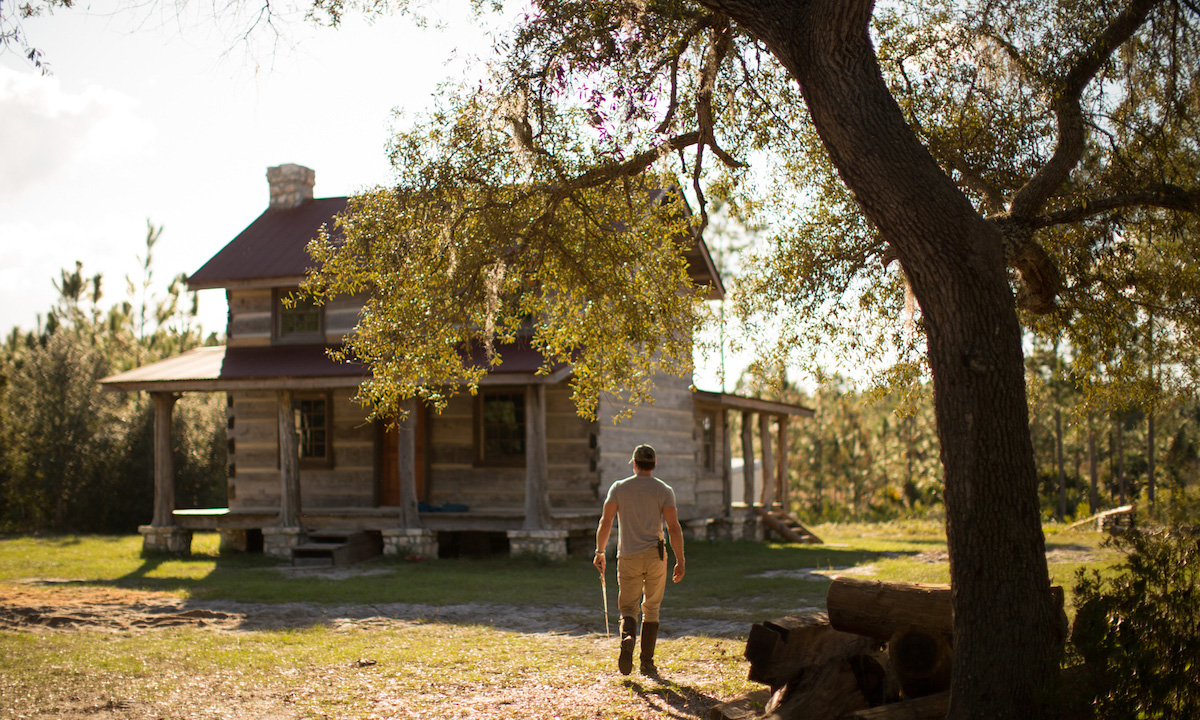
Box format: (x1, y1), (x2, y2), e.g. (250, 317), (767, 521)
(13, 0), (1199, 716)
(302, 1), (1200, 716)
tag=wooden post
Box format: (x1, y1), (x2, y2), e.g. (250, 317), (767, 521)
(151, 392), (178, 527)
(397, 397), (421, 528)
(722, 409), (733, 515)
(277, 389), (301, 527)
(777, 415), (789, 511)
(523, 383), (551, 530)
(759, 413), (776, 507)
(741, 410), (755, 507)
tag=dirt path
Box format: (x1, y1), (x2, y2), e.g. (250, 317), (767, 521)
(0, 579), (752, 720)
(0, 579), (745, 637)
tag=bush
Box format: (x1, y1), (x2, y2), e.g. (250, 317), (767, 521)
(1071, 525), (1200, 719)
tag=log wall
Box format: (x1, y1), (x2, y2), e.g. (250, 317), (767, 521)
(225, 288), (366, 347)
(425, 384), (599, 509)
(596, 371), (724, 519)
(225, 388), (375, 509)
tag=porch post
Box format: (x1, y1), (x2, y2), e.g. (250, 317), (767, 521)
(151, 392), (178, 527)
(522, 383), (551, 530)
(758, 413), (776, 508)
(139, 392), (191, 554)
(721, 409), (732, 515)
(267, 389), (305, 558)
(741, 410), (755, 507)
(776, 416), (790, 511)
(397, 397), (421, 528)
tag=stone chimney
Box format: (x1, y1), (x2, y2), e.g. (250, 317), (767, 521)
(266, 164), (316, 209)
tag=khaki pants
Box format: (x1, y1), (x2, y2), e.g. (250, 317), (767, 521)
(617, 545), (667, 623)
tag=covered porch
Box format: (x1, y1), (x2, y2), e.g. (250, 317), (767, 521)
(101, 345), (815, 561)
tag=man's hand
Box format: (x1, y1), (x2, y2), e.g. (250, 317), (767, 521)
(672, 560), (685, 583)
(594, 552), (606, 574)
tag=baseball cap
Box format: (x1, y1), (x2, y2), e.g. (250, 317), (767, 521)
(629, 444), (656, 464)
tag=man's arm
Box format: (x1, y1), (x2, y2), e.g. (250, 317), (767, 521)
(662, 505), (685, 583)
(594, 501), (618, 574)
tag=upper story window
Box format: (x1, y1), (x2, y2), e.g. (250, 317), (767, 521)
(476, 390), (526, 466)
(276, 288), (324, 342)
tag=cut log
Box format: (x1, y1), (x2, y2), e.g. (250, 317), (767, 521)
(887, 628), (952, 698)
(840, 690), (950, 719)
(763, 659), (871, 720)
(709, 689), (772, 720)
(745, 611), (878, 689)
(827, 577), (1067, 644)
(827, 578), (954, 641)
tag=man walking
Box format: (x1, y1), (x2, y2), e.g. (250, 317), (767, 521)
(594, 444), (685, 676)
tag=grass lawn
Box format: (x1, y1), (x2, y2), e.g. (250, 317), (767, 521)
(0, 521), (1121, 719)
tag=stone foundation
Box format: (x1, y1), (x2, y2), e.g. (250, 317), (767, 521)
(682, 518), (714, 542)
(262, 526), (305, 559)
(139, 525), (193, 555)
(383, 528), (439, 559)
(507, 529), (569, 559)
(712, 515), (764, 542)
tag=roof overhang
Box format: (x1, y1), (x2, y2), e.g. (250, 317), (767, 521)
(100, 343), (575, 394)
(693, 390), (814, 418)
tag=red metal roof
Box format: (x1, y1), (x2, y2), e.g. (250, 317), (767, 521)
(186, 194), (723, 297)
(100, 341), (568, 393)
(188, 197), (349, 289)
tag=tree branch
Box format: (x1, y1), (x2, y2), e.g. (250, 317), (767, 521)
(1031, 184), (1200, 228)
(1009, 0), (1163, 218)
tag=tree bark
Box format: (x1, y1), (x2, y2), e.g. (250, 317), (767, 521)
(1056, 408), (1067, 520)
(1087, 414), (1099, 514)
(697, 2), (1059, 716)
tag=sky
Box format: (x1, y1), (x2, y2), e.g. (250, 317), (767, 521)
(1, 0), (497, 334)
(0, 0), (741, 390)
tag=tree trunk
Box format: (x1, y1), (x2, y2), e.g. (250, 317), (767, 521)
(1087, 414), (1099, 514)
(701, 4), (1059, 716)
(1147, 411), (1156, 507)
(1116, 416), (1126, 505)
(1056, 408), (1067, 520)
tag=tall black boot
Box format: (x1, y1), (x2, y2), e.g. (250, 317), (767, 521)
(618, 616), (636, 675)
(639, 621), (660, 676)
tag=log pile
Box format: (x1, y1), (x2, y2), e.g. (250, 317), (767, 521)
(711, 577), (1065, 720)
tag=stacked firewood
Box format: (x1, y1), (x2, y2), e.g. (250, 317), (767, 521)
(712, 577), (1065, 720)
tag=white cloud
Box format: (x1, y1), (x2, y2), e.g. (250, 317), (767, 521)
(0, 66), (153, 200)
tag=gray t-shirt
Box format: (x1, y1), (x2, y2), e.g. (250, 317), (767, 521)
(605, 474), (677, 557)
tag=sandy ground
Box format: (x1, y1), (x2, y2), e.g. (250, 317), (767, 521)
(0, 575), (752, 720)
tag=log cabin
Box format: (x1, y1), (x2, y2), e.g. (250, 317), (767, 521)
(101, 164), (813, 561)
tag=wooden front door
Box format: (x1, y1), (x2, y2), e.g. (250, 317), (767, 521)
(379, 407), (426, 506)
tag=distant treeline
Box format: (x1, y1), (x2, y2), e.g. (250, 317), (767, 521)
(0, 225), (226, 533)
(738, 355), (1200, 525)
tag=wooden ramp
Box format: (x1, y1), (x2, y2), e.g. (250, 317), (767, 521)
(754, 506), (823, 544)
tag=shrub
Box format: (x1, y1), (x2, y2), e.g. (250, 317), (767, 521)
(1071, 525), (1200, 719)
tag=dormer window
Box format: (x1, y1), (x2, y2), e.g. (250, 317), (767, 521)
(275, 288), (324, 342)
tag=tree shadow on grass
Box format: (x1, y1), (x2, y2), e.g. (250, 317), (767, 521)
(625, 676), (726, 719)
